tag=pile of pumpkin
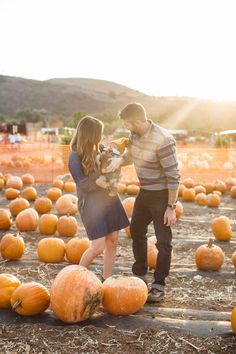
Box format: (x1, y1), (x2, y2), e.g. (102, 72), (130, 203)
(178, 177), (236, 207)
(0, 152), (63, 170)
(0, 266), (148, 322)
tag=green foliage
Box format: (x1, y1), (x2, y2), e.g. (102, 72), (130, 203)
(16, 109), (42, 123)
(215, 134), (231, 148)
(67, 112), (86, 128)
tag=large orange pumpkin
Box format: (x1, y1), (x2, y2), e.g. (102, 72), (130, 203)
(117, 183), (126, 194)
(21, 174), (35, 185)
(6, 176), (23, 190)
(38, 214), (58, 235)
(0, 209), (13, 230)
(0, 233), (25, 260)
(147, 236), (158, 269)
(213, 179), (227, 194)
(50, 265), (103, 323)
(0, 274), (21, 308)
(175, 201), (184, 218)
(52, 179), (64, 190)
(231, 250), (236, 269)
(34, 197), (52, 214)
(22, 186), (37, 201)
(11, 282), (50, 316)
(195, 192), (207, 206)
(182, 188), (196, 201)
(16, 208), (39, 232)
(231, 306), (236, 335)
(194, 185), (206, 195)
(56, 215), (78, 237)
(195, 238), (225, 271)
(211, 216), (232, 241)
(0, 178), (4, 190)
(5, 188), (20, 200)
(126, 184), (140, 195)
(102, 275), (148, 315)
(203, 182), (215, 194)
(183, 178), (195, 188)
(37, 237), (65, 263)
(65, 238), (90, 263)
(206, 193), (221, 208)
(55, 194), (78, 215)
(230, 186), (236, 198)
(47, 187), (62, 202)
(63, 181), (76, 193)
(9, 197), (30, 216)
(122, 197), (135, 217)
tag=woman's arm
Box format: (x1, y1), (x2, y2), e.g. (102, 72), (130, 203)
(68, 152), (102, 193)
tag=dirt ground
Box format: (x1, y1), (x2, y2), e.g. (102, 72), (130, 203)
(0, 184), (236, 353)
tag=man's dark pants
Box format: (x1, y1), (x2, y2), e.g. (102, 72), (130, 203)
(130, 189), (172, 286)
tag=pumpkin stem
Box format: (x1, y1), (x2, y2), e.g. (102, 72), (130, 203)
(12, 299), (22, 310)
(207, 238), (214, 248)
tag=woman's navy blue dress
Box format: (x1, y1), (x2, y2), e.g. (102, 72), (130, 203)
(68, 150), (130, 240)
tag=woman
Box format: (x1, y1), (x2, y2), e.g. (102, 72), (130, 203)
(68, 116), (129, 281)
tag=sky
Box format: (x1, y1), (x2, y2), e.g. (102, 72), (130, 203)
(1, 0), (236, 100)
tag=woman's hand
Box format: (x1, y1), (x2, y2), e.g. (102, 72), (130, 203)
(102, 157), (124, 173)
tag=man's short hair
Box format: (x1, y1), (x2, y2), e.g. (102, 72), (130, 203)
(119, 103), (147, 122)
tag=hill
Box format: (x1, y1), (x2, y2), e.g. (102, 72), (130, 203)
(0, 75), (236, 132)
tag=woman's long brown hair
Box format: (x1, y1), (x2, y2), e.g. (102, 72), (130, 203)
(70, 116), (104, 175)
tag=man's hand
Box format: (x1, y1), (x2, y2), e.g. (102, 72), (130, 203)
(102, 157), (123, 173)
(164, 208), (176, 227)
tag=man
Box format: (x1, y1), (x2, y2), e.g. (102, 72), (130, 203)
(106, 103), (180, 302)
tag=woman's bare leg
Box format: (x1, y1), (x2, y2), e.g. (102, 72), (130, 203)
(79, 237), (105, 268)
(103, 231), (119, 279)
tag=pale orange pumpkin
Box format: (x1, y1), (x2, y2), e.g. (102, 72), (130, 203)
(211, 216), (232, 241)
(0, 273), (21, 308)
(50, 265), (103, 323)
(0, 209), (13, 230)
(182, 188), (196, 201)
(5, 188), (20, 200)
(124, 224), (131, 237)
(22, 186), (37, 201)
(230, 186), (236, 198)
(102, 275), (148, 315)
(52, 179), (64, 190)
(231, 306), (236, 335)
(37, 237), (65, 263)
(178, 184), (185, 197)
(195, 238), (225, 271)
(16, 208), (39, 232)
(11, 282), (50, 316)
(183, 177), (195, 188)
(126, 184), (140, 195)
(34, 197), (52, 214)
(56, 215), (77, 237)
(194, 185), (206, 195)
(175, 201), (184, 218)
(122, 197), (135, 217)
(55, 194), (78, 215)
(38, 214), (58, 235)
(195, 192), (207, 206)
(203, 182), (215, 194)
(226, 177), (236, 191)
(65, 238), (90, 263)
(213, 179), (227, 194)
(0, 233), (25, 260)
(21, 174), (35, 185)
(9, 197), (30, 216)
(206, 193), (221, 208)
(63, 181), (76, 193)
(6, 176), (23, 190)
(47, 187), (62, 202)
